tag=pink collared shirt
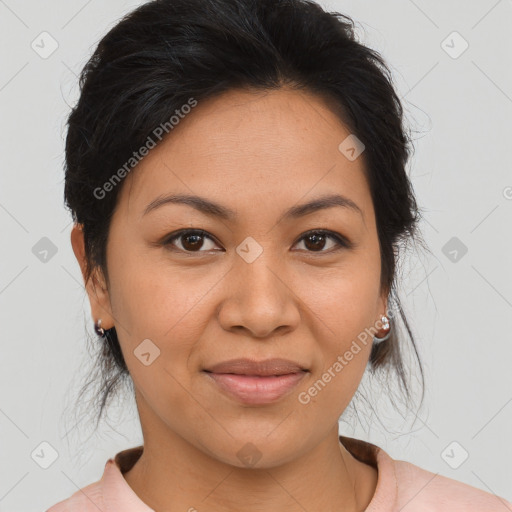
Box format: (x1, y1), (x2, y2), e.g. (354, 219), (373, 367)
(46, 435), (512, 511)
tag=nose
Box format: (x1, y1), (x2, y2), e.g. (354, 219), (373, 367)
(217, 255), (301, 339)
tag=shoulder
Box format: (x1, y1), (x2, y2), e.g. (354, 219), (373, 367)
(45, 447), (145, 512)
(340, 435), (511, 511)
(393, 458), (512, 511)
(45, 480), (104, 512)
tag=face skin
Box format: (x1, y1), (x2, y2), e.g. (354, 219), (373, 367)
(71, 86), (389, 512)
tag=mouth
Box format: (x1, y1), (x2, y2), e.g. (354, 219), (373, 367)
(204, 357), (308, 376)
(202, 358), (309, 405)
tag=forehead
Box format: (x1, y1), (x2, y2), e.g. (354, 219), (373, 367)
(119, 87), (373, 223)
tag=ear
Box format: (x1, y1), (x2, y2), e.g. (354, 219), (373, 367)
(70, 223), (115, 330)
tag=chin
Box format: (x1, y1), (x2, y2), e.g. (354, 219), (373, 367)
(197, 427), (312, 469)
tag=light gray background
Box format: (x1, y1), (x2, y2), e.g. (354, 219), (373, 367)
(1, 0), (511, 510)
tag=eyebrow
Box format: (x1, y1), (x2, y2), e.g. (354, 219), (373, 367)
(142, 193), (363, 222)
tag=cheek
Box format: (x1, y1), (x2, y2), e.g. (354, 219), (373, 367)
(299, 273), (376, 412)
(106, 248), (222, 361)
(107, 264), (212, 410)
(301, 257), (381, 335)
(107, 238), (175, 327)
(297, 257), (380, 390)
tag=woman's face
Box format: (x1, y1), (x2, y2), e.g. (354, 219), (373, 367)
(76, 87), (388, 467)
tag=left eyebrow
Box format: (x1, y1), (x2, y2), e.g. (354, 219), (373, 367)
(279, 193), (363, 222)
(142, 193), (363, 222)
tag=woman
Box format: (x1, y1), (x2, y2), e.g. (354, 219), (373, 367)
(47, 0), (511, 510)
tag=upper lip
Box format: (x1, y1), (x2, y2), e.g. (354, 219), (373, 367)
(204, 358), (308, 376)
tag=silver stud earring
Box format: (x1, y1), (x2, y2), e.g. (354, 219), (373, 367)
(373, 315), (391, 344)
(94, 318), (106, 337)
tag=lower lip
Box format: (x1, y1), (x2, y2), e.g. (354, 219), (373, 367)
(204, 371), (307, 405)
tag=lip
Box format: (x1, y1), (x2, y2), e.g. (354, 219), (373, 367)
(204, 372), (307, 405)
(204, 357), (307, 376)
(203, 358), (309, 405)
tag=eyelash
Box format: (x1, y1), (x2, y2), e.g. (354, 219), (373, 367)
(162, 229), (351, 255)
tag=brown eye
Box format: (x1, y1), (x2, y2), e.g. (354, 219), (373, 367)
(164, 230), (220, 252)
(293, 230), (350, 253)
(303, 232), (328, 251)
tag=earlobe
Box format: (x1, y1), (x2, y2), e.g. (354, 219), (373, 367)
(70, 223), (115, 330)
(373, 286), (391, 336)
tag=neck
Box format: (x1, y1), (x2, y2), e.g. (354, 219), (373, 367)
(123, 425), (377, 512)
